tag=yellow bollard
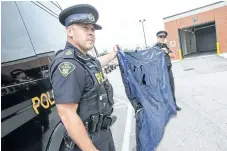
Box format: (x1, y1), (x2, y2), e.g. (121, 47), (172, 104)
(178, 49), (183, 60)
(216, 42), (220, 55)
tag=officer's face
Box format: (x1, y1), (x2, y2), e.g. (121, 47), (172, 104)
(67, 23), (95, 52)
(157, 36), (166, 43)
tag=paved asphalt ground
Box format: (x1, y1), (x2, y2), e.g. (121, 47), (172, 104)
(107, 55), (227, 151)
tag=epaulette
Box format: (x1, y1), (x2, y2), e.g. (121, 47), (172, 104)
(62, 48), (75, 59)
(55, 48), (75, 60)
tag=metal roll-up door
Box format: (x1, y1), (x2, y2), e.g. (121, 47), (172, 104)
(196, 25), (217, 52)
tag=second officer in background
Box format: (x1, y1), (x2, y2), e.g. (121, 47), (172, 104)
(154, 30), (181, 111)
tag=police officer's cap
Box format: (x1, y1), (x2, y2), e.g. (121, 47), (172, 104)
(156, 30), (168, 37)
(59, 4), (102, 30)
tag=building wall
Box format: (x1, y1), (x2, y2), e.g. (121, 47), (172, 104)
(164, 5), (227, 60)
(215, 6), (227, 55)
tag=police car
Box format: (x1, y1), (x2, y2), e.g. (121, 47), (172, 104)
(1, 1), (67, 150)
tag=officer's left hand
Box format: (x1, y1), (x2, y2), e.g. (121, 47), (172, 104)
(161, 47), (169, 54)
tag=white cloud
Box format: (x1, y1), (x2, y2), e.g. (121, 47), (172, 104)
(57, 0), (220, 53)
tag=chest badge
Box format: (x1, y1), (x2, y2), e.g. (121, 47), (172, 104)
(95, 72), (104, 84)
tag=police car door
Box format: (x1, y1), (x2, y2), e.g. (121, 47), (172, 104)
(1, 1), (63, 150)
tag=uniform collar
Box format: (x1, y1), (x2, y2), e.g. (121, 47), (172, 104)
(65, 42), (95, 61)
(65, 42), (88, 57)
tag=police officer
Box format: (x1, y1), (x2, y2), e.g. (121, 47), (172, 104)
(154, 30), (181, 111)
(49, 4), (117, 151)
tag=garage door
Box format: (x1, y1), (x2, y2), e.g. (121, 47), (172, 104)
(196, 26), (216, 52)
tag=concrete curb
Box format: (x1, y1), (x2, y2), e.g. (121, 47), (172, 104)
(171, 60), (181, 63)
(219, 53), (227, 59)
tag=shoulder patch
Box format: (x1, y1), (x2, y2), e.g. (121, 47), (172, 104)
(58, 62), (75, 77)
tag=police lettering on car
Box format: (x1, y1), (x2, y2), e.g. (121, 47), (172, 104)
(49, 4), (118, 151)
(32, 91), (55, 114)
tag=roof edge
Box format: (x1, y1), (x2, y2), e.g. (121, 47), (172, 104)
(163, 1), (225, 21)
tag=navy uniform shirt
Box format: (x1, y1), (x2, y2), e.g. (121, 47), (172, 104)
(154, 43), (172, 68)
(50, 42), (99, 104)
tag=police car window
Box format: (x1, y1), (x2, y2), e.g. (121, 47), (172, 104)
(37, 1), (61, 16)
(1, 1), (36, 63)
(16, 1), (66, 55)
(1, 1), (43, 88)
(51, 1), (62, 10)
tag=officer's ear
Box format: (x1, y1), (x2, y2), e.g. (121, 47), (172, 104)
(66, 26), (74, 37)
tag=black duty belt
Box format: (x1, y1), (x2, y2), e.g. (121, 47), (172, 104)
(84, 114), (117, 133)
(63, 114), (116, 150)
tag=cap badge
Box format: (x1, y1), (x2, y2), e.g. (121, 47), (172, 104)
(88, 13), (95, 22)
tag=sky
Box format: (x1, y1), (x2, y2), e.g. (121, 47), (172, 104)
(57, 0), (221, 53)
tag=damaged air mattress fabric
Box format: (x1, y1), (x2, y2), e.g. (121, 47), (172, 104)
(117, 46), (177, 151)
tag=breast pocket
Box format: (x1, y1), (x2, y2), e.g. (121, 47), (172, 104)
(98, 93), (111, 113)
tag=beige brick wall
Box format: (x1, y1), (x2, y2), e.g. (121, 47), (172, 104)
(164, 6), (227, 60)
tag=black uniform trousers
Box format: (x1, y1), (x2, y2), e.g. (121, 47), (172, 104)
(60, 129), (115, 151)
(168, 67), (177, 105)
